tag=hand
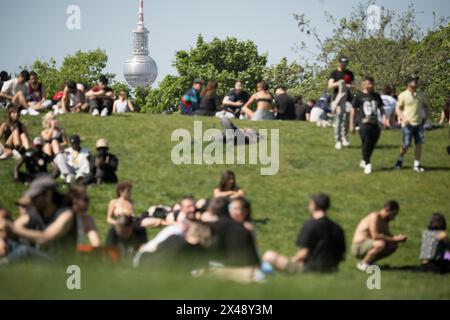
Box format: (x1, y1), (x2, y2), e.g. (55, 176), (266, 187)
(394, 234), (408, 242)
(350, 125), (355, 135)
(403, 119), (410, 127)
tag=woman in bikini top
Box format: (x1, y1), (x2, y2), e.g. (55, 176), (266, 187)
(106, 182), (135, 225)
(241, 81), (275, 121)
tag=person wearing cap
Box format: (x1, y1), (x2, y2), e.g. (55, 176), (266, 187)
(179, 78), (204, 115)
(4, 176), (76, 253)
(86, 138), (119, 185)
(54, 134), (91, 184)
(394, 76), (430, 173)
(0, 70), (39, 116)
(328, 56), (355, 150)
(13, 136), (58, 183)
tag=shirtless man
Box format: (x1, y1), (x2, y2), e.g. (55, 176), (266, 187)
(351, 200), (407, 271)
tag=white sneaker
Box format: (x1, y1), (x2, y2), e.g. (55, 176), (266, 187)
(27, 108), (40, 116)
(92, 109), (100, 117)
(12, 149), (22, 160)
(364, 163), (372, 175)
(359, 160), (366, 169)
(357, 261), (369, 271)
(20, 109), (28, 116)
(100, 108), (108, 117)
(413, 165), (425, 173)
(53, 108), (59, 115)
(66, 175), (76, 184)
(342, 139), (350, 147)
(335, 141), (342, 150)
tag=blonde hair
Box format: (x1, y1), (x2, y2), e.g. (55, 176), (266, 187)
(186, 222), (213, 247)
(42, 111), (55, 129)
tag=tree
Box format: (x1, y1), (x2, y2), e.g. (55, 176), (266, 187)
(139, 35), (268, 113)
(30, 49), (115, 98)
(292, 2), (449, 116)
(263, 58), (303, 90)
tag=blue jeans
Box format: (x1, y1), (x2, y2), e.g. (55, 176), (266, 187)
(402, 124), (425, 147)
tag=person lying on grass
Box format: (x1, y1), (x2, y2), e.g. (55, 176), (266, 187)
(262, 193), (346, 273)
(351, 200), (407, 271)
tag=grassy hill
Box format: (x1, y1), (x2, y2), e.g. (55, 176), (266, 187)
(0, 111), (449, 299)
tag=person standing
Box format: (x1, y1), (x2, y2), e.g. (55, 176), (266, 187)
(179, 79), (204, 115)
(394, 76), (430, 173)
(350, 76), (388, 175)
(328, 57), (354, 150)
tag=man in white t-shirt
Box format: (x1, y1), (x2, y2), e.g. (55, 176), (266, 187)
(379, 84), (397, 127)
(54, 135), (90, 184)
(0, 70), (38, 116)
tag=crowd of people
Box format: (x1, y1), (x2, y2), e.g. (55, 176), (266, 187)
(0, 172), (449, 280)
(0, 59), (449, 282)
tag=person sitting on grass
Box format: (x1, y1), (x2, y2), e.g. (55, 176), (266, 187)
(54, 135), (90, 184)
(106, 182), (135, 225)
(221, 80), (250, 118)
(57, 80), (88, 114)
(0, 106), (30, 160)
(263, 193), (346, 273)
(138, 221), (212, 270)
(141, 196), (197, 228)
(179, 78), (204, 115)
(229, 197), (254, 233)
(13, 137), (59, 183)
(0, 70), (39, 116)
(87, 75), (115, 117)
(241, 81), (275, 121)
(27, 71), (52, 112)
(351, 200), (407, 271)
(86, 138), (119, 185)
(69, 186), (101, 252)
(274, 86), (296, 120)
(106, 215), (147, 263)
(113, 90), (135, 113)
(419, 213), (450, 274)
(0, 207), (13, 260)
(41, 112), (68, 157)
(5, 176), (76, 258)
(195, 80), (220, 117)
(213, 170), (245, 200)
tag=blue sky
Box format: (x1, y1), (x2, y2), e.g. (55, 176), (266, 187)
(0, 0), (449, 85)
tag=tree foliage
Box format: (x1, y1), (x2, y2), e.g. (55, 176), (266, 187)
(30, 49), (115, 98)
(293, 2), (449, 116)
(139, 35), (268, 113)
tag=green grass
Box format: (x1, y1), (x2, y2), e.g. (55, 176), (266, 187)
(1, 111), (449, 299)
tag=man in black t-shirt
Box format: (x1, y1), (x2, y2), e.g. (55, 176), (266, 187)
(13, 137), (58, 183)
(350, 76), (388, 175)
(210, 217), (260, 267)
(296, 99), (315, 121)
(106, 215), (147, 262)
(275, 86), (296, 120)
(328, 56), (355, 150)
(263, 193), (346, 273)
(222, 80), (250, 118)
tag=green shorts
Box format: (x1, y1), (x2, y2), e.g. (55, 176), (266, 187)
(351, 239), (374, 259)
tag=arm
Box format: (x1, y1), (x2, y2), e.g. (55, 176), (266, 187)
(223, 96), (242, 108)
(328, 78), (340, 90)
(439, 110), (445, 125)
(13, 158), (25, 181)
(50, 161), (59, 179)
(61, 87), (69, 111)
(242, 94), (257, 110)
(395, 97), (408, 126)
(84, 216), (100, 247)
(41, 128), (53, 141)
(349, 108), (356, 134)
(112, 101), (117, 113)
(127, 100), (135, 112)
(60, 130), (68, 148)
(213, 188), (235, 198)
(368, 214), (405, 243)
(292, 248), (309, 263)
(11, 210), (74, 246)
(106, 200), (117, 225)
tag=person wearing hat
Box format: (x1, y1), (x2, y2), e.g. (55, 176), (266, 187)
(394, 75), (430, 173)
(4, 175), (76, 253)
(179, 78), (204, 115)
(54, 134), (91, 184)
(86, 138), (119, 185)
(328, 56), (355, 150)
(13, 136), (58, 183)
